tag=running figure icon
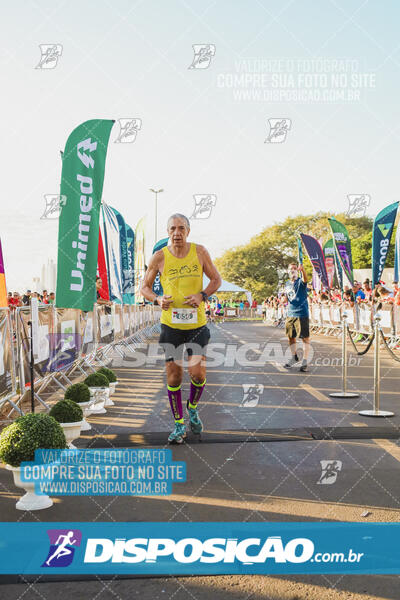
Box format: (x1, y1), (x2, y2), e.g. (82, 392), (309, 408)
(45, 531), (77, 566)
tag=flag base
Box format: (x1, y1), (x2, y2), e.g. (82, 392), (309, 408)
(329, 391), (359, 398)
(358, 409), (394, 417)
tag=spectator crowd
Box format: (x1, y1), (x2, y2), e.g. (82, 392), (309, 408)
(261, 278), (400, 320)
(7, 290), (55, 309)
(9, 278), (400, 318)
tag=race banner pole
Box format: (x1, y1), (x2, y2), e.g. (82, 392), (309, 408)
(27, 320), (35, 413)
(329, 312), (359, 398)
(359, 314), (394, 417)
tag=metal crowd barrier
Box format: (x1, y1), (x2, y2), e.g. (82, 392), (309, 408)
(263, 306), (287, 324)
(263, 300), (399, 343)
(308, 301), (397, 343)
(0, 303), (161, 419)
(0, 308), (18, 415)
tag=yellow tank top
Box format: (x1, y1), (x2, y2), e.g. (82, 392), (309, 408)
(160, 243), (206, 329)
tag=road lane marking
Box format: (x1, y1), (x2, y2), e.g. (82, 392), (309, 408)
(201, 400), (352, 414)
(299, 383), (331, 402)
(273, 362), (286, 372)
(205, 370), (400, 380)
(373, 439), (400, 463)
(204, 429), (310, 440)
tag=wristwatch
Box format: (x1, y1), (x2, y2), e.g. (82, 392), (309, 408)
(200, 291), (208, 302)
(153, 297), (159, 306)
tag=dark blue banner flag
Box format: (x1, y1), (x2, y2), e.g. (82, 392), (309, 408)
(372, 201), (399, 287)
(126, 224), (135, 304)
(300, 233), (330, 289)
(152, 238), (169, 296)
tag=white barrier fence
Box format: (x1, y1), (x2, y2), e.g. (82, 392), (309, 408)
(263, 306), (288, 324)
(264, 301), (397, 340)
(0, 304), (161, 418)
(308, 302), (396, 339)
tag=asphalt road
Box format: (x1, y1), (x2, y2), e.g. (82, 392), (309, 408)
(1, 320), (400, 599)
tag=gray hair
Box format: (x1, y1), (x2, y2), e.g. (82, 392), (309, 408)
(167, 213), (190, 230)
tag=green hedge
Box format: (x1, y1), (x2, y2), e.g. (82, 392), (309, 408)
(49, 399), (83, 424)
(97, 367), (117, 383)
(64, 382), (91, 404)
(0, 413), (67, 467)
(84, 373), (109, 388)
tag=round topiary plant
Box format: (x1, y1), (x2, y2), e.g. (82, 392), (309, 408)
(0, 413), (67, 467)
(49, 399), (83, 424)
(84, 373), (109, 388)
(96, 367), (117, 383)
(64, 382), (91, 404)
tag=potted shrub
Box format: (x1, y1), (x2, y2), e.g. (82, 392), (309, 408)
(49, 400), (83, 449)
(64, 382), (94, 431)
(97, 367), (118, 394)
(83, 373), (110, 414)
(96, 368), (117, 406)
(0, 413), (66, 511)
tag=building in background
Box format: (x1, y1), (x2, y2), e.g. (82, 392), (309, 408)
(31, 258), (56, 293)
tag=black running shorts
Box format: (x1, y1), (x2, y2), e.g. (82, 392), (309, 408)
(159, 324), (211, 362)
(285, 316), (310, 339)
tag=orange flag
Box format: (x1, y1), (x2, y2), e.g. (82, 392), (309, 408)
(0, 238), (8, 307)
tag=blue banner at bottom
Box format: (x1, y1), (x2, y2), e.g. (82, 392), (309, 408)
(0, 522), (398, 575)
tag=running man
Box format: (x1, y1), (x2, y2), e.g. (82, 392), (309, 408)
(284, 262), (310, 372)
(45, 531), (77, 566)
(141, 214), (221, 443)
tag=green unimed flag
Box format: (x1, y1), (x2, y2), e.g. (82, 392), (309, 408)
(56, 119), (114, 311)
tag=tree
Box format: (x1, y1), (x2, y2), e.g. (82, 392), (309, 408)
(352, 227), (396, 269)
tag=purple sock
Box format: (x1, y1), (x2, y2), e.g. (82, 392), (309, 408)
(167, 385), (183, 422)
(188, 378), (206, 408)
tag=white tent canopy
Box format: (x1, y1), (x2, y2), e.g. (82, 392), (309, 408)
(203, 275), (252, 303)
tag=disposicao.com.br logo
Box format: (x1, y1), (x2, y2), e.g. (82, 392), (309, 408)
(0, 522), (386, 574)
(84, 535), (313, 565)
(81, 535), (364, 567)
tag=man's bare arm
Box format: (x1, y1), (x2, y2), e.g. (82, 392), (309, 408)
(198, 245), (222, 296)
(299, 264), (308, 284)
(140, 251), (162, 302)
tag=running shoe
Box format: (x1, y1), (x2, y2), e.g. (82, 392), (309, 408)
(168, 422), (186, 444)
(187, 402), (203, 434)
(284, 355), (299, 368)
(299, 360), (308, 372)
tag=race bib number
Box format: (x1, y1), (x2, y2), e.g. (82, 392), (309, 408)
(171, 308), (198, 324)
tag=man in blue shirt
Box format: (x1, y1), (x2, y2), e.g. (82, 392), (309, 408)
(284, 262), (310, 372)
(353, 281), (365, 301)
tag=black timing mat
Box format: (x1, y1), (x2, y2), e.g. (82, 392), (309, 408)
(80, 426), (400, 447)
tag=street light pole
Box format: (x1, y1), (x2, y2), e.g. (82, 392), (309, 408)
(149, 188), (164, 248)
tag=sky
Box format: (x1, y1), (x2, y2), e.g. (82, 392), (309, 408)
(2, 0), (400, 291)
